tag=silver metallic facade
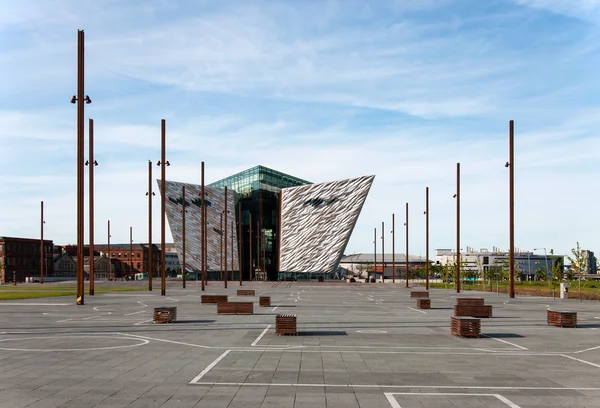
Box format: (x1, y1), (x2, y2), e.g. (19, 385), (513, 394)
(279, 175), (374, 274)
(159, 180), (240, 273)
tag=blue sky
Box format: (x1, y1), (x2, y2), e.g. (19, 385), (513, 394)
(1, 0), (599, 258)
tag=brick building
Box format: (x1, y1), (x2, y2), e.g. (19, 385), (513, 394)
(0, 236), (54, 283)
(64, 244), (160, 279)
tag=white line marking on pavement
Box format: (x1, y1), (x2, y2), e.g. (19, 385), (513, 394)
(82, 316), (102, 320)
(125, 310), (145, 316)
(166, 297), (179, 302)
(0, 335), (149, 352)
(561, 354), (600, 368)
(56, 318), (73, 323)
(189, 350), (231, 384)
(407, 307), (426, 314)
(190, 382), (600, 391)
(137, 301), (148, 307)
(272, 305), (279, 312)
(252, 325), (271, 346)
(574, 344), (600, 354)
(0, 303), (71, 306)
(119, 333), (209, 348)
(480, 334), (528, 350)
(384, 392), (521, 408)
(134, 319), (153, 325)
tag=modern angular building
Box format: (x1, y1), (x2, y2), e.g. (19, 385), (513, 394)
(159, 165), (374, 281)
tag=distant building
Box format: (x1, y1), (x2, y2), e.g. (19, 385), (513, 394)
(0, 236), (54, 283)
(434, 247), (565, 281)
(64, 244), (160, 279)
(339, 253), (428, 280)
(52, 252), (76, 279)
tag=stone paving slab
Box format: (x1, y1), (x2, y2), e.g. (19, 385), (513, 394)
(1, 281), (600, 407)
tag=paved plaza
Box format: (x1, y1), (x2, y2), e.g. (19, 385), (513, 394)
(0, 281), (599, 407)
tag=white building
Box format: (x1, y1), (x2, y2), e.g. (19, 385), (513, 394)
(434, 247), (564, 280)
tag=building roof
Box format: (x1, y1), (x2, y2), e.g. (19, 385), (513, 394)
(340, 253), (428, 263)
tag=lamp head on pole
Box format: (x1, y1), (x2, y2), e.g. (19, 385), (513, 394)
(70, 96), (77, 104)
(453, 194), (457, 198)
(84, 95), (92, 104)
(505, 161), (510, 168)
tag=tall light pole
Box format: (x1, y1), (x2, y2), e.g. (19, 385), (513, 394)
(373, 227), (377, 282)
(107, 220), (111, 280)
(381, 221), (385, 283)
(425, 187), (429, 290)
(506, 120), (515, 298)
(86, 118), (98, 295)
(146, 160), (155, 291)
(181, 185), (186, 289)
(405, 202), (409, 288)
(238, 202), (243, 286)
(231, 220), (234, 285)
(40, 201), (44, 284)
(157, 119), (169, 296)
(129, 226), (133, 280)
(220, 211), (224, 282)
(391, 213), (395, 283)
(454, 163), (461, 293)
(201, 162), (206, 291)
(249, 213), (253, 281)
(224, 186), (228, 289)
(71, 29), (92, 305)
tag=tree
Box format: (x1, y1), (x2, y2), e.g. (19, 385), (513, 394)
(356, 262), (371, 279)
(567, 242), (588, 302)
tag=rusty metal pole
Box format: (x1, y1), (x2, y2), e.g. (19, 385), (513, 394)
(224, 186), (228, 289)
(88, 118), (95, 295)
(249, 213), (253, 281)
(40, 201), (44, 284)
(425, 187), (429, 290)
(231, 220), (234, 285)
(182, 185), (186, 289)
(405, 203), (409, 288)
(220, 212), (223, 282)
(373, 227), (377, 283)
(238, 202), (243, 286)
(201, 162), (206, 290)
(392, 213), (395, 283)
(456, 163), (461, 294)
(381, 221), (385, 283)
(107, 220), (111, 280)
(148, 160), (153, 291)
(509, 120), (515, 298)
(76, 30), (85, 305)
(160, 119), (166, 296)
(130, 226), (133, 280)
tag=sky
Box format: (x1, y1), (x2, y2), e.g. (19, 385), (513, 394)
(1, 0), (599, 259)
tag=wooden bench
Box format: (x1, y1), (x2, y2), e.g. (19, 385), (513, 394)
(547, 310), (577, 328)
(237, 289), (255, 296)
(454, 305), (492, 318)
(201, 295), (228, 304)
(153, 307), (177, 324)
(416, 298), (430, 309)
(410, 291), (429, 298)
(456, 298), (485, 306)
(276, 314), (297, 335)
(217, 302), (253, 315)
(451, 316), (480, 338)
(259, 296), (271, 307)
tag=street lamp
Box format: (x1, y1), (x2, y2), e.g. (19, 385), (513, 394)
(85, 118), (98, 295)
(454, 162), (460, 293)
(506, 120), (515, 298)
(424, 186), (429, 290)
(381, 221), (385, 283)
(146, 160), (156, 291)
(391, 213), (395, 283)
(405, 202), (409, 288)
(156, 119), (169, 296)
(40, 201), (45, 284)
(71, 29), (92, 305)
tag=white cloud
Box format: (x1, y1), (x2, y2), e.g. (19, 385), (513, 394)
(1, 0), (599, 258)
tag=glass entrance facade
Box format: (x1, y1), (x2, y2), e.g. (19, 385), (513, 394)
(209, 166), (311, 281)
